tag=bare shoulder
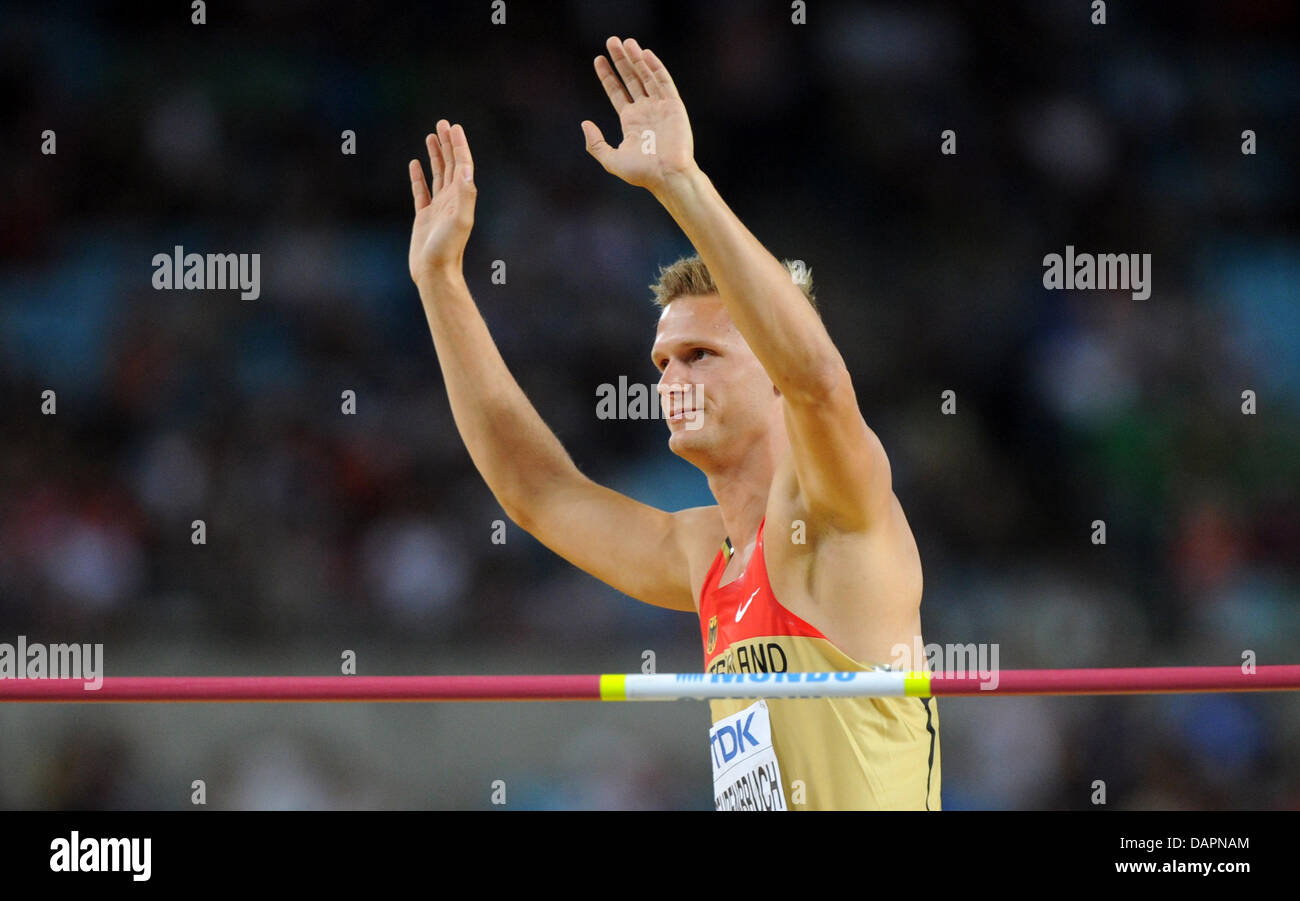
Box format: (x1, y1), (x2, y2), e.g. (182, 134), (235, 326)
(671, 504), (725, 613)
(764, 456), (925, 665)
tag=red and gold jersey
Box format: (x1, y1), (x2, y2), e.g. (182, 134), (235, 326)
(699, 517), (940, 810)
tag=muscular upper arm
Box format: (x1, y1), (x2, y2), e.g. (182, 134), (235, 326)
(505, 473), (709, 612)
(781, 365), (893, 533)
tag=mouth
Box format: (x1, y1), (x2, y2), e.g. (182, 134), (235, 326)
(666, 407), (698, 423)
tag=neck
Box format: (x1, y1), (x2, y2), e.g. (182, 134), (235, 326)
(704, 434), (781, 552)
(709, 475), (768, 555)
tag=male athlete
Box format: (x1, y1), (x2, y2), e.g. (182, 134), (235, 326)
(407, 37), (939, 810)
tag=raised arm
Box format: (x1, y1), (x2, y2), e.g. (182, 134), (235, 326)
(582, 39), (892, 532)
(408, 119), (699, 611)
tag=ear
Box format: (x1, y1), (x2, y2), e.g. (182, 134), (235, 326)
(772, 384), (781, 397)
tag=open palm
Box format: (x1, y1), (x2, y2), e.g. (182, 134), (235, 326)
(582, 37), (696, 191)
(408, 119), (476, 284)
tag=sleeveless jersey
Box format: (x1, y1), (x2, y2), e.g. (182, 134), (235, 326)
(699, 516), (941, 810)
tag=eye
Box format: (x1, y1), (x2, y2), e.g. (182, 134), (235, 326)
(691, 348), (710, 361)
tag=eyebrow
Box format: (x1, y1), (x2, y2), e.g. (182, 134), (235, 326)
(650, 338), (712, 369)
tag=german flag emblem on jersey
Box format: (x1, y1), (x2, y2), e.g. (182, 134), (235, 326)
(707, 615), (718, 654)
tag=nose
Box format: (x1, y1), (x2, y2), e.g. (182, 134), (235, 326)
(657, 359), (687, 397)
(658, 374), (686, 411)
(658, 373), (703, 418)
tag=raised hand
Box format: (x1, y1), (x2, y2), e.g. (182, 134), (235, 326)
(582, 37), (696, 192)
(408, 119), (476, 285)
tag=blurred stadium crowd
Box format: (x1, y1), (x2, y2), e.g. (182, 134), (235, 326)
(1, 1), (1296, 809)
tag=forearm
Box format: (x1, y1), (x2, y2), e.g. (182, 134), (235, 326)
(415, 268), (581, 517)
(653, 166), (844, 398)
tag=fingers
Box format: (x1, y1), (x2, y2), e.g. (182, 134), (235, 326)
(425, 132), (444, 194)
(594, 55), (631, 113)
(622, 39), (661, 99)
(641, 47), (680, 100)
(436, 119), (455, 181)
(409, 158), (430, 211)
(581, 120), (614, 169)
(597, 38), (672, 107)
(448, 122), (473, 184)
(606, 36), (648, 100)
(414, 121), (474, 211)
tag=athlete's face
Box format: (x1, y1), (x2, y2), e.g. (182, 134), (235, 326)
(651, 294), (779, 465)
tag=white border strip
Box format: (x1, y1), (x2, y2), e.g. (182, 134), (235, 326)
(621, 671), (912, 700)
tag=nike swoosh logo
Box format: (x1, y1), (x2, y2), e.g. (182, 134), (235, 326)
(735, 588), (760, 623)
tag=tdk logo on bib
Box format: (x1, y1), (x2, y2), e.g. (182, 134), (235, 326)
(709, 699), (787, 810)
(710, 712), (759, 765)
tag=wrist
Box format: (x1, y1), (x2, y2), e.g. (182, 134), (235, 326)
(651, 162), (707, 205)
(414, 264), (467, 296)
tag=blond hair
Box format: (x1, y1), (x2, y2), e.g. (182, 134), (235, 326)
(649, 254), (817, 311)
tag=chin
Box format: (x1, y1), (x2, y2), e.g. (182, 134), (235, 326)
(667, 423), (711, 458)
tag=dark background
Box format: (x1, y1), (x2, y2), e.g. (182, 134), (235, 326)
(1, 0), (1296, 809)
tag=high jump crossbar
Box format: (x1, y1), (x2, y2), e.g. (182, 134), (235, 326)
(1, 666), (1298, 702)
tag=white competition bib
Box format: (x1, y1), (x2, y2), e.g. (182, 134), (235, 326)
(710, 699), (788, 810)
